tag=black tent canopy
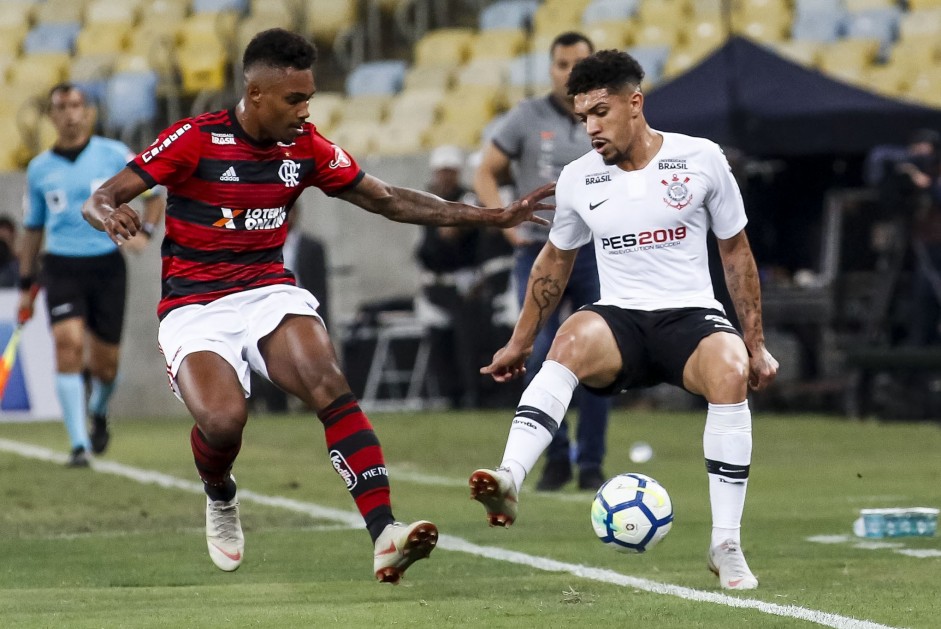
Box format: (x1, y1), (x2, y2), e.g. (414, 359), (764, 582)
(644, 36), (941, 156)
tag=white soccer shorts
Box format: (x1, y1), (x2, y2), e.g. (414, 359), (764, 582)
(157, 284), (323, 401)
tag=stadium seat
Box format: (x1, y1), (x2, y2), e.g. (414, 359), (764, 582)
(735, 18), (790, 43)
(237, 15), (294, 54)
(467, 28), (527, 61)
(373, 119), (430, 156)
(479, 0), (539, 31)
(0, 114), (27, 172)
(626, 44), (671, 83)
(345, 60), (407, 97)
(904, 65), (941, 107)
(773, 39), (824, 66)
(632, 22), (681, 47)
(179, 12), (237, 49)
(691, 0), (724, 18)
(7, 52), (71, 97)
(898, 8), (941, 41)
(736, 0), (791, 20)
(680, 19), (726, 49)
(636, 0), (687, 24)
(425, 119), (485, 150)
(403, 64), (454, 91)
(582, 0), (639, 24)
(140, 0), (189, 23)
(844, 0), (898, 10)
(864, 62), (910, 97)
(413, 28), (475, 67)
(438, 85), (500, 126)
(385, 88), (443, 128)
(75, 23), (131, 56)
(103, 70), (158, 136)
(193, 0), (248, 13)
(0, 23), (27, 56)
(792, 10), (847, 42)
(887, 36), (941, 78)
(69, 53), (118, 105)
(818, 38), (881, 82)
(23, 22), (82, 55)
(324, 119), (382, 157)
(305, 0), (356, 45)
(507, 52), (551, 88)
(35, 0), (86, 25)
(845, 7), (902, 50)
(85, 0), (138, 27)
(176, 43), (228, 94)
(907, 0), (941, 8)
(336, 94), (390, 126)
(454, 58), (511, 90)
(581, 20), (632, 50)
(308, 91), (345, 132)
(533, 0), (592, 34)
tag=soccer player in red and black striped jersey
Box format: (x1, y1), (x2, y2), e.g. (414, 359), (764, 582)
(83, 28), (553, 583)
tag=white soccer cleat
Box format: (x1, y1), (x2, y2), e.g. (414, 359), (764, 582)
(469, 467), (518, 527)
(708, 539), (758, 590)
(373, 520), (438, 584)
(206, 495), (244, 572)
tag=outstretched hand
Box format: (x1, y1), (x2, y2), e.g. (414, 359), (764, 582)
(493, 182), (555, 229)
(101, 204), (142, 246)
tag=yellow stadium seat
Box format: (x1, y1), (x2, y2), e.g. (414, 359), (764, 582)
(864, 62), (910, 96)
(413, 28), (475, 67)
(140, 0), (189, 23)
(681, 19), (727, 49)
(438, 86), (500, 126)
(637, 0), (688, 24)
(237, 14), (295, 54)
(898, 9), (941, 40)
(75, 23), (131, 56)
(907, 0), (941, 9)
(581, 21), (632, 50)
(85, 0), (138, 27)
(691, 0), (724, 18)
(0, 24), (27, 56)
(35, 0), (87, 24)
(250, 0), (295, 21)
(385, 88), (443, 127)
(0, 115), (27, 171)
(323, 119), (382, 157)
(773, 40), (823, 66)
(533, 0), (590, 34)
(844, 0), (897, 10)
(735, 0), (791, 20)
(7, 52), (71, 96)
(663, 45), (716, 79)
(307, 91), (344, 132)
(633, 23), (681, 47)
(425, 119), (485, 150)
(176, 43), (228, 94)
(127, 23), (179, 77)
(734, 18), (790, 43)
(0, 3), (32, 29)
(467, 28), (527, 61)
(373, 119), (431, 156)
(403, 63), (454, 91)
(69, 53), (117, 83)
(818, 38), (881, 79)
(454, 58), (510, 90)
(906, 66), (941, 106)
(887, 36), (941, 78)
(336, 94), (390, 126)
(306, 0), (356, 45)
(179, 13), (237, 49)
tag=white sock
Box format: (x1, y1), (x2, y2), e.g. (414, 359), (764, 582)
(703, 401), (752, 548)
(500, 360), (578, 492)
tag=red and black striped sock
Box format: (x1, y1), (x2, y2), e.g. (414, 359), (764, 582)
(318, 393), (394, 542)
(190, 425), (240, 502)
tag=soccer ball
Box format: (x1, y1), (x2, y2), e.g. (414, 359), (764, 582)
(590, 473), (674, 553)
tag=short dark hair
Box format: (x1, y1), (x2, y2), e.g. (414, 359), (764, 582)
(550, 31), (594, 55)
(567, 49), (645, 97)
(243, 28), (317, 73)
(48, 82), (85, 104)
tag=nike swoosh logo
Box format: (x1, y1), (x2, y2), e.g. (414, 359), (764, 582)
(210, 543), (241, 561)
(589, 199), (608, 211)
(728, 578), (744, 588)
(375, 541), (398, 556)
(718, 466), (741, 473)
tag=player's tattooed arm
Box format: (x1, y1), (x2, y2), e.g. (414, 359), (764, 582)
(530, 274), (564, 330)
(718, 230), (779, 390)
(339, 174), (554, 228)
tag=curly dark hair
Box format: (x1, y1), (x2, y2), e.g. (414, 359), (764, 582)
(566, 49), (645, 97)
(243, 28), (317, 72)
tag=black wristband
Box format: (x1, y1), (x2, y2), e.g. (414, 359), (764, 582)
(18, 276), (35, 291)
(141, 222), (155, 239)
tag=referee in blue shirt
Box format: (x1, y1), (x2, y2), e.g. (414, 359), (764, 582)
(17, 84), (163, 467)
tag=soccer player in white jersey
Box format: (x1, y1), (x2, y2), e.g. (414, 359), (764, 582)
(468, 49), (779, 590)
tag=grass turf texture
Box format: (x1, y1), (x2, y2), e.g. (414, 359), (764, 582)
(0, 409), (939, 628)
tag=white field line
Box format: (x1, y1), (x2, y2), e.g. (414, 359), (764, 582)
(807, 534), (941, 559)
(0, 438), (901, 629)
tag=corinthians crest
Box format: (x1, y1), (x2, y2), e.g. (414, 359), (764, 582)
(661, 174), (693, 210)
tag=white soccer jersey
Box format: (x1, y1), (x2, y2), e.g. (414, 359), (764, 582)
(550, 131), (747, 312)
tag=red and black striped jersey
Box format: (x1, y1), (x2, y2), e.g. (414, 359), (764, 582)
(129, 108), (363, 318)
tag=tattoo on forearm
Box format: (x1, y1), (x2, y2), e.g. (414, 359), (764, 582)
(724, 248), (763, 344)
(531, 276), (563, 329)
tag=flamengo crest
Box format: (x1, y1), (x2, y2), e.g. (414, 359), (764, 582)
(662, 174), (693, 210)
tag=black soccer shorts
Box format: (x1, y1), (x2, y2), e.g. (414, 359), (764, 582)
(579, 305), (742, 396)
(42, 250), (127, 345)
